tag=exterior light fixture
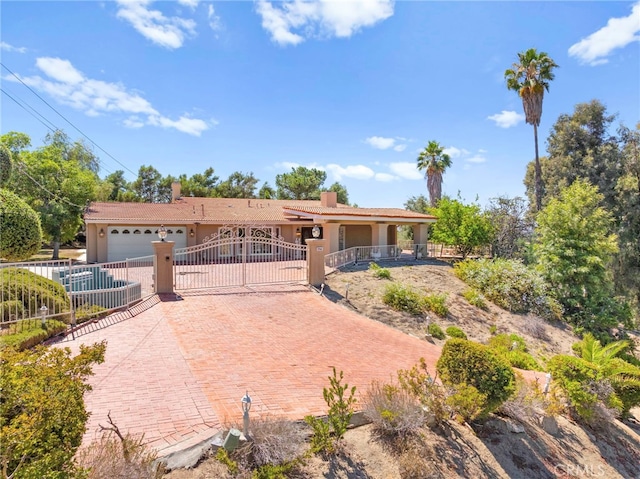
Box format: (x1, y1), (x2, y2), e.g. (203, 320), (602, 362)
(158, 225), (167, 242)
(295, 227), (301, 237)
(99, 228), (105, 238)
(40, 304), (48, 327)
(189, 228), (195, 238)
(311, 224), (320, 238)
(241, 391), (252, 438)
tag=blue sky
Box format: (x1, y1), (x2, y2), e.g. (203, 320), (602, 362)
(1, 1), (639, 208)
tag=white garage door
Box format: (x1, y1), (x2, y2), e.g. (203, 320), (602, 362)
(107, 226), (187, 261)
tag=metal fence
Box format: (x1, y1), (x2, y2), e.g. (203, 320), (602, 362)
(1, 257), (154, 335)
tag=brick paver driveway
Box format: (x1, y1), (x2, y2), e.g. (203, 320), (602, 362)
(58, 285), (443, 455)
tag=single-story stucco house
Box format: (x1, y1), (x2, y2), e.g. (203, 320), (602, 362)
(83, 183), (436, 263)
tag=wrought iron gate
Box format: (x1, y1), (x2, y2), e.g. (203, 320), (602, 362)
(173, 226), (308, 291)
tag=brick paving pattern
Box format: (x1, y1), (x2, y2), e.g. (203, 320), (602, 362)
(58, 285), (445, 455)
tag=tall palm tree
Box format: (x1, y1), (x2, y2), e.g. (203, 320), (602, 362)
(417, 140), (452, 207)
(505, 48), (558, 212)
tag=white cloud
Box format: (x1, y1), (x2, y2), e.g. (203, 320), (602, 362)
(116, 0), (196, 49)
(255, 0), (394, 46)
(487, 110), (525, 128)
(208, 4), (222, 32)
(374, 173), (396, 182)
(178, 0), (199, 8)
(568, 2), (640, 66)
(365, 136), (395, 149)
(9, 57), (209, 136)
(0, 42), (27, 53)
(393, 144), (406, 152)
(326, 164), (375, 180)
(443, 146), (470, 158)
(275, 161), (302, 171)
(388, 162), (422, 180)
(466, 156), (486, 164)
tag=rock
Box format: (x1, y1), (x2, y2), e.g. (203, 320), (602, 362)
(506, 420), (525, 433)
(541, 416), (559, 435)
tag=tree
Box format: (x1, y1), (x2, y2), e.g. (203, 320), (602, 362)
(178, 167), (219, 198)
(0, 189), (42, 261)
(416, 141), (452, 207)
(485, 196), (533, 260)
(275, 166), (326, 200)
(505, 48), (558, 211)
(131, 165), (167, 203)
(258, 182), (275, 199)
(6, 137), (99, 259)
(429, 197), (494, 259)
(404, 195), (430, 214)
(327, 182), (349, 205)
(215, 171), (258, 198)
(0, 342), (106, 479)
(0, 144), (12, 187)
(534, 180), (632, 333)
(0, 131), (31, 159)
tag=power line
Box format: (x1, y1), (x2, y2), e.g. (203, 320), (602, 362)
(1, 87), (58, 132)
(14, 161), (87, 210)
(1, 62), (137, 178)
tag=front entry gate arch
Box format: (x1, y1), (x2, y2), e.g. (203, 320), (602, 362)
(173, 226), (308, 291)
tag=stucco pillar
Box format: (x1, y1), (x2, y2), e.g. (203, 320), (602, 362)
(306, 238), (327, 287)
(153, 241), (175, 294)
(323, 223), (340, 253)
(412, 224), (430, 245)
(372, 223), (388, 247)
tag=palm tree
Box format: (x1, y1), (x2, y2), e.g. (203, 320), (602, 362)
(505, 48), (558, 212)
(417, 140), (452, 208)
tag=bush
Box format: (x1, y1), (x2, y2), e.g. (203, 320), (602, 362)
(397, 358), (448, 424)
(519, 314), (549, 340)
(454, 258), (562, 320)
(547, 355), (601, 420)
(0, 342), (106, 478)
(446, 326), (467, 339)
(382, 283), (425, 315)
(446, 383), (487, 423)
(427, 322), (445, 340)
(436, 339), (515, 416)
(462, 289), (488, 310)
(362, 381), (427, 438)
(0, 189), (42, 261)
(369, 262), (391, 280)
(601, 358), (640, 418)
(0, 267), (70, 321)
(0, 300), (25, 321)
(75, 413), (159, 479)
(75, 304), (109, 324)
(0, 319), (67, 350)
(487, 333), (541, 371)
(499, 374), (546, 423)
(423, 293), (448, 317)
(242, 416), (306, 468)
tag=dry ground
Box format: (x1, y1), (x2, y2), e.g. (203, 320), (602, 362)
(164, 259), (640, 479)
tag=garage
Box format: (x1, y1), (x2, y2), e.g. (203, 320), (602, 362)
(107, 226), (187, 261)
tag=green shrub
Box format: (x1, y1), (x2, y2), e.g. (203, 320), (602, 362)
(462, 289), (488, 310)
(487, 333), (541, 371)
(0, 143), (12, 186)
(1, 300), (25, 321)
(75, 304), (108, 324)
(252, 462), (296, 479)
(506, 350), (542, 371)
(216, 447), (239, 475)
(446, 326), (467, 339)
(547, 355), (601, 420)
(369, 262), (391, 280)
(446, 383), (487, 423)
(423, 293), (448, 317)
(0, 268), (70, 321)
(0, 189), (42, 261)
(436, 339), (515, 416)
(454, 258), (562, 320)
(397, 358), (448, 425)
(427, 323), (445, 340)
(489, 324), (497, 335)
(1, 320), (67, 350)
(306, 368), (356, 455)
(382, 283), (425, 315)
(601, 358), (640, 418)
(488, 333), (527, 352)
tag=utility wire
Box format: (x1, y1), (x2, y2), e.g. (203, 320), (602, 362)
(1, 87), (58, 132)
(1, 62), (137, 178)
(14, 161), (87, 210)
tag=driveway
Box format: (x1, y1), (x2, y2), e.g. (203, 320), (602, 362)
(57, 284), (443, 456)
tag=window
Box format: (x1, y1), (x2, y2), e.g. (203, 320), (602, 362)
(144, 229), (152, 234)
(176, 229), (184, 234)
(122, 229), (130, 234)
(111, 230), (119, 234)
(133, 229), (141, 234)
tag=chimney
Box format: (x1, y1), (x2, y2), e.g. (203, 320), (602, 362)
(171, 182), (181, 202)
(321, 191), (337, 208)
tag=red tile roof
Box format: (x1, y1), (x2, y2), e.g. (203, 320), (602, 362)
(84, 197), (436, 224)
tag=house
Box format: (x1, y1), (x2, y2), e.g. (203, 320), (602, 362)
(83, 183), (436, 263)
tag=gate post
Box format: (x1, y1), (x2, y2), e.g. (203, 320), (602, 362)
(153, 241), (175, 294)
(306, 238), (327, 287)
